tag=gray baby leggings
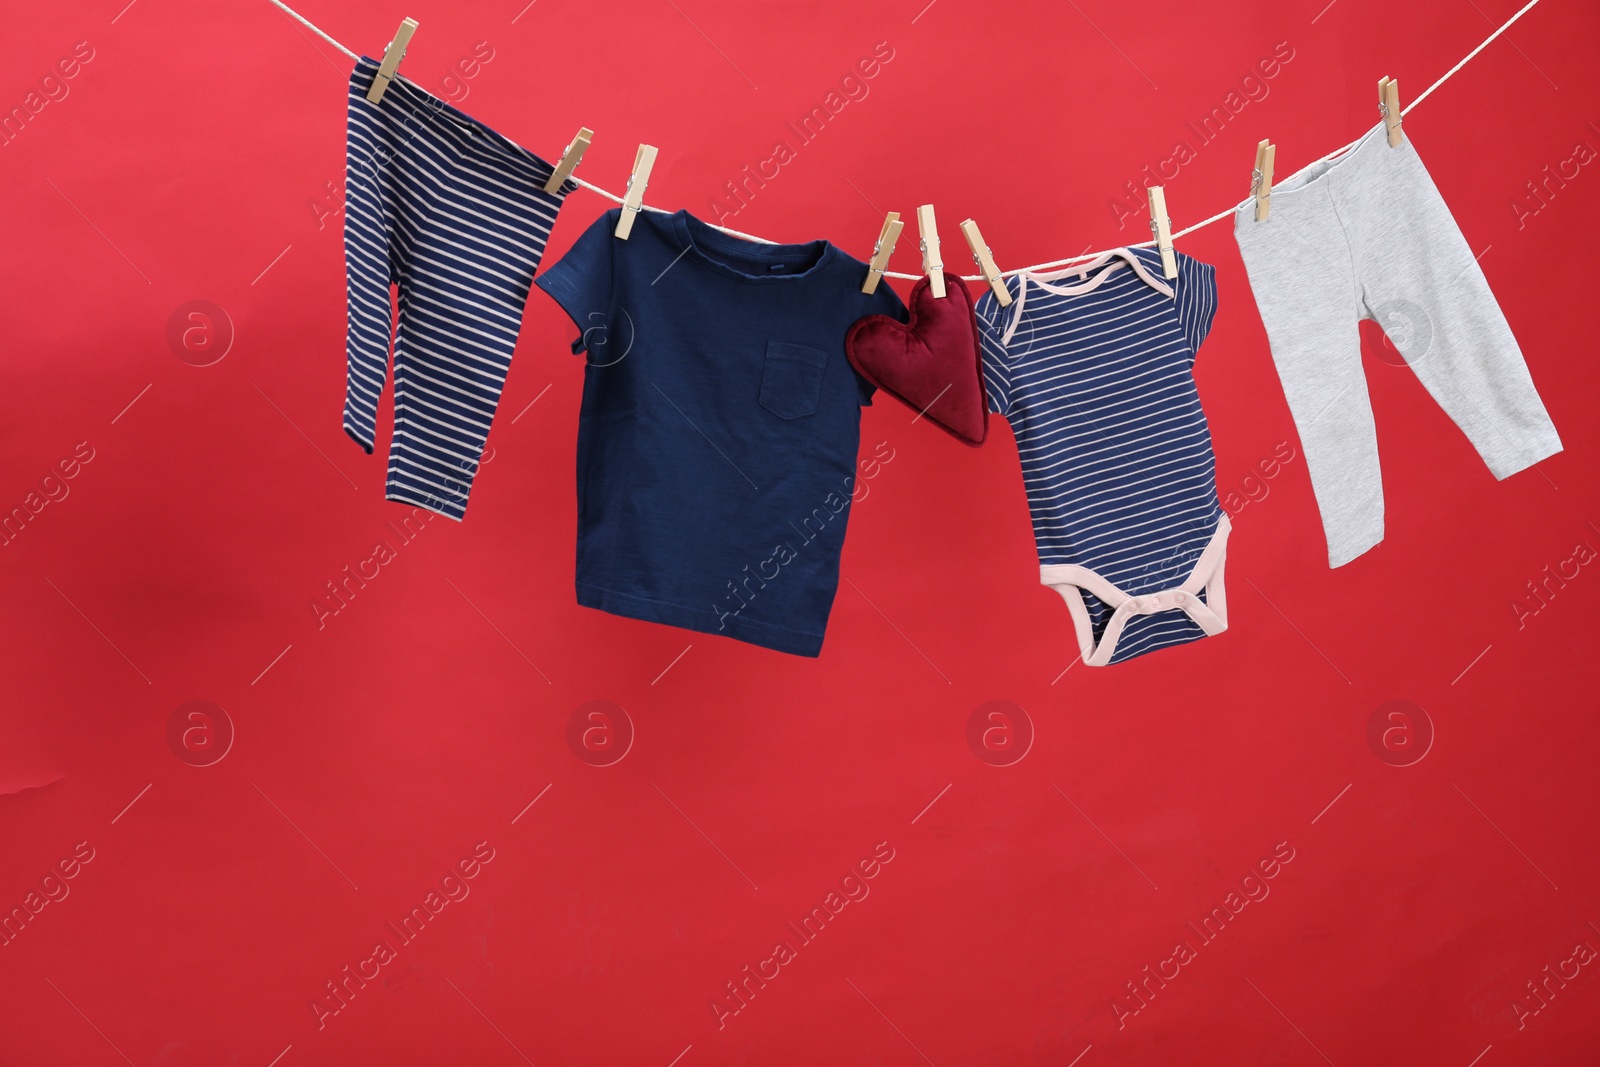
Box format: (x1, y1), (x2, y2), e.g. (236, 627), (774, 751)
(1234, 122), (1562, 567)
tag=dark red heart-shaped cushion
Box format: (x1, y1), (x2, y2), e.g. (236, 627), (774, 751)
(846, 272), (989, 446)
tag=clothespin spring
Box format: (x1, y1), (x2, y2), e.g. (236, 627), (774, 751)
(1379, 99), (1401, 135)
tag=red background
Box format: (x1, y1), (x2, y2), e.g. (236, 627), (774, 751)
(3, 0), (1598, 1064)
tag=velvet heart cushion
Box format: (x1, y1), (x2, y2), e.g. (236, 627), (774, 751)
(845, 271), (989, 446)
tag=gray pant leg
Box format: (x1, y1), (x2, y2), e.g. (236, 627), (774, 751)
(1350, 136), (1563, 479)
(1234, 199), (1385, 567)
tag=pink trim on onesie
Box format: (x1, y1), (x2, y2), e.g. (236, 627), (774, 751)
(1039, 514), (1230, 667)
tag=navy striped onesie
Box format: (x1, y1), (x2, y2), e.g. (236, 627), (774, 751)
(343, 56), (574, 519)
(975, 247), (1228, 666)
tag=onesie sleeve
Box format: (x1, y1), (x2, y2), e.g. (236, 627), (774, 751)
(535, 208), (618, 354)
(974, 282), (1019, 417)
(1172, 252), (1218, 365)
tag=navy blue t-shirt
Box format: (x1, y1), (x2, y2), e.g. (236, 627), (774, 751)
(535, 208), (907, 656)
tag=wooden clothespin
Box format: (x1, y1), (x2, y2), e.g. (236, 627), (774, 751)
(544, 127), (594, 194)
(614, 144), (658, 240)
(1252, 139), (1276, 222)
(917, 204), (945, 298)
(366, 18), (418, 105)
(1378, 76), (1403, 146)
(959, 219), (1011, 306)
(1147, 186), (1177, 280)
(861, 212), (904, 294)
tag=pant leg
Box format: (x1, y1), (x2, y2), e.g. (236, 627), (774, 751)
(1350, 136), (1563, 479)
(387, 143), (565, 519)
(342, 66), (401, 454)
(1234, 202), (1385, 567)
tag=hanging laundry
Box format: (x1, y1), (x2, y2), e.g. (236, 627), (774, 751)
(845, 271), (990, 446)
(1233, 121), (1563, 567)
(976, 247), (1228, 667)
(342, 56), (576, 520)
(535, 207), (907, 657)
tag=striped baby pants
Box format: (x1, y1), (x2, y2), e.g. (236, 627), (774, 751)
(343, 56), (573, 519)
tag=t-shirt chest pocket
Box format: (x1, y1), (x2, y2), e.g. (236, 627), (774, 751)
(758, 341), (830, 420)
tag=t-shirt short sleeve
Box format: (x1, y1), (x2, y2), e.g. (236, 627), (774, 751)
(1172, 252), (1218, 364)
(974, 284), (1018, 417)
(535, 208), (618, 351)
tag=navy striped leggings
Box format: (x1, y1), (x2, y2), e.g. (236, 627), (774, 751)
(343, 56), (573, 519)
